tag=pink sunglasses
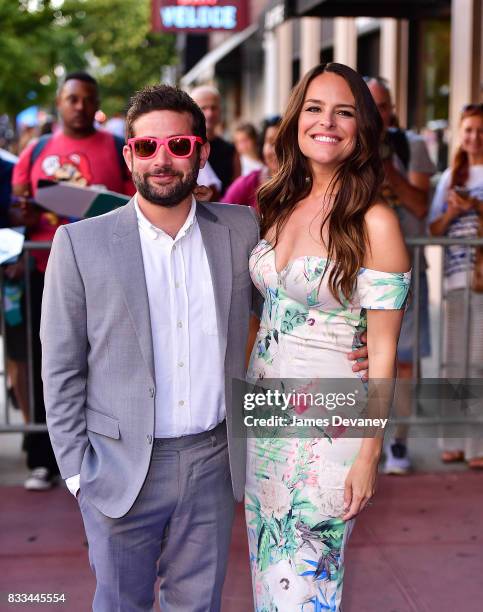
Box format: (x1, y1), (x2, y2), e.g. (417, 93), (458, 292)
(127, 135), (204, 159)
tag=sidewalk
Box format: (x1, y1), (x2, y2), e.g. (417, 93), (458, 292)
(1, 431), (482, 612)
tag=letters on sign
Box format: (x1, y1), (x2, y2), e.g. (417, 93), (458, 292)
(151, 0), (249, 33)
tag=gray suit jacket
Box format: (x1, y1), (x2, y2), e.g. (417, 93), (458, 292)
(41, 199), (260, 518)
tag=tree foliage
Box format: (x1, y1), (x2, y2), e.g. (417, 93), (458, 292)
(0, 0), (176, 118)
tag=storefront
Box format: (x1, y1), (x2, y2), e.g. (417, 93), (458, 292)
(174, 0), (482, 157)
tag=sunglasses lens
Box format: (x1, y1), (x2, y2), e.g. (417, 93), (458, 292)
(167, 137), (192, 157)
(134, 139), (157, 157)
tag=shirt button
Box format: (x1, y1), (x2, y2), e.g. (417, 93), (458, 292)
(178, 361), (184, 367)
(175, 282), (180, 288)
(179, 400), (184, 407)
(172, 245), (177, 251)
(146, 434), (153, 444)
(149, 387), (155, 398)
(177, 321), (183, 328)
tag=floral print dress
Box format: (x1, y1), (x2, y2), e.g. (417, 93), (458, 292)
(245, 239), (411, 612)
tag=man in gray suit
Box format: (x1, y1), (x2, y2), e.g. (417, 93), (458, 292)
(41, 85), (259, 611)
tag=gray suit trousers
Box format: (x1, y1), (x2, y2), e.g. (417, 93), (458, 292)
(78, 422), (236, 611)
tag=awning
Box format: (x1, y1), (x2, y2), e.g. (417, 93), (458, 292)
(180, 23), (258, 87)
(291, 0), (451, 19)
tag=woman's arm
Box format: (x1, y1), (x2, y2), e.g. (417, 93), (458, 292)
(430, 190), (474, 236)
(363, 203), (410, 374)
(246, 314), (260, 368)
(343, 203), (409, 521)
(428, 169), (455, 236)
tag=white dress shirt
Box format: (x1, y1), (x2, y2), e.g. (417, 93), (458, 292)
(66, 195), (225, 497)
(197, 161), (222, 192)
(240, 155), (264, 176)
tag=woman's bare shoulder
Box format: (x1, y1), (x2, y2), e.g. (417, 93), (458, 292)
(365, 201), (399, 228)
(363, 203), (410, 272)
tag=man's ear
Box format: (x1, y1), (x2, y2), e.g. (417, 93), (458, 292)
(123, 145), (133, 171)
(199, 141), (210, 169)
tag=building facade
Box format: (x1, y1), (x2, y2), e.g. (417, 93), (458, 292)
(178, 0), (482, 159)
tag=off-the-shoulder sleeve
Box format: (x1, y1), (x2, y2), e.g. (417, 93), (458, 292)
(357, 268), (411, 310)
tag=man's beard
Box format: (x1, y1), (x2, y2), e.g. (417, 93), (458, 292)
(132, 158), (200, 208)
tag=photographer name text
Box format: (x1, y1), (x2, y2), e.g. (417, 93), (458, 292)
(243, 414), (388, 428)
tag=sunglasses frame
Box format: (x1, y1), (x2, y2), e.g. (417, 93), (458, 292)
(127, 135), (204, 159)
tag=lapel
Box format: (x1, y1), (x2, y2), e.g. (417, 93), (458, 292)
(196, 202), (232, 349)
(110, 199), (155, 383)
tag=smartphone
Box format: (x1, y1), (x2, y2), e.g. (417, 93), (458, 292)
(454, 186), (470, 199)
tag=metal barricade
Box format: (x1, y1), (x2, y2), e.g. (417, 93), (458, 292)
(1, 241), (50, 432)
(407, 236), (483, 381)
(401, 236), (483, 428)
(1, 236), (482, 433)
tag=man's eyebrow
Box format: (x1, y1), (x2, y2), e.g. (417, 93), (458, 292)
(303, 98), (356, 109)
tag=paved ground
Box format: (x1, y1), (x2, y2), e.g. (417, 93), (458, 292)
(2, 317), (482, 611)
(1, 428), (482, 612)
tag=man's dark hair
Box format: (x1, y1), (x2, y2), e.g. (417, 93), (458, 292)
(58, 71), (99, 94)
(259, 115), (282, 155)
(126, 85), (207, 142)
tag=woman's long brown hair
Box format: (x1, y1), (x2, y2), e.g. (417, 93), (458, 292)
(258, 63), (383, 302)
(450, 105), (483, 188)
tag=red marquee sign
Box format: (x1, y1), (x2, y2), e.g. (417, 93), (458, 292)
(152, 0), (249, 33)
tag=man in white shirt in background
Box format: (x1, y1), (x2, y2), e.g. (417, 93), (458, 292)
(191, 85), (241, 197)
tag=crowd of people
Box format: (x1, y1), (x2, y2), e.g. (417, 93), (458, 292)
(2, 72), (134, 491)
(0, 63), (482, 611)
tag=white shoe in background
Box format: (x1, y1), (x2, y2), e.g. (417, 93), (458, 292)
(24, 467), (53, 491)
(383, 440), (412, 475)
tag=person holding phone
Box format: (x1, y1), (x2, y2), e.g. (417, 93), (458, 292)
(429, 103), (483, 469)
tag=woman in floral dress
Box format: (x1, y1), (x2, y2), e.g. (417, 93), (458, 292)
(245, 63), (411, 611)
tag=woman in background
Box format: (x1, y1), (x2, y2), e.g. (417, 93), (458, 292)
(223, 116), (281, 209)
(429, 103), (483, 469)
(233, 121), (264, 176)
(245, 63), (410, 611)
